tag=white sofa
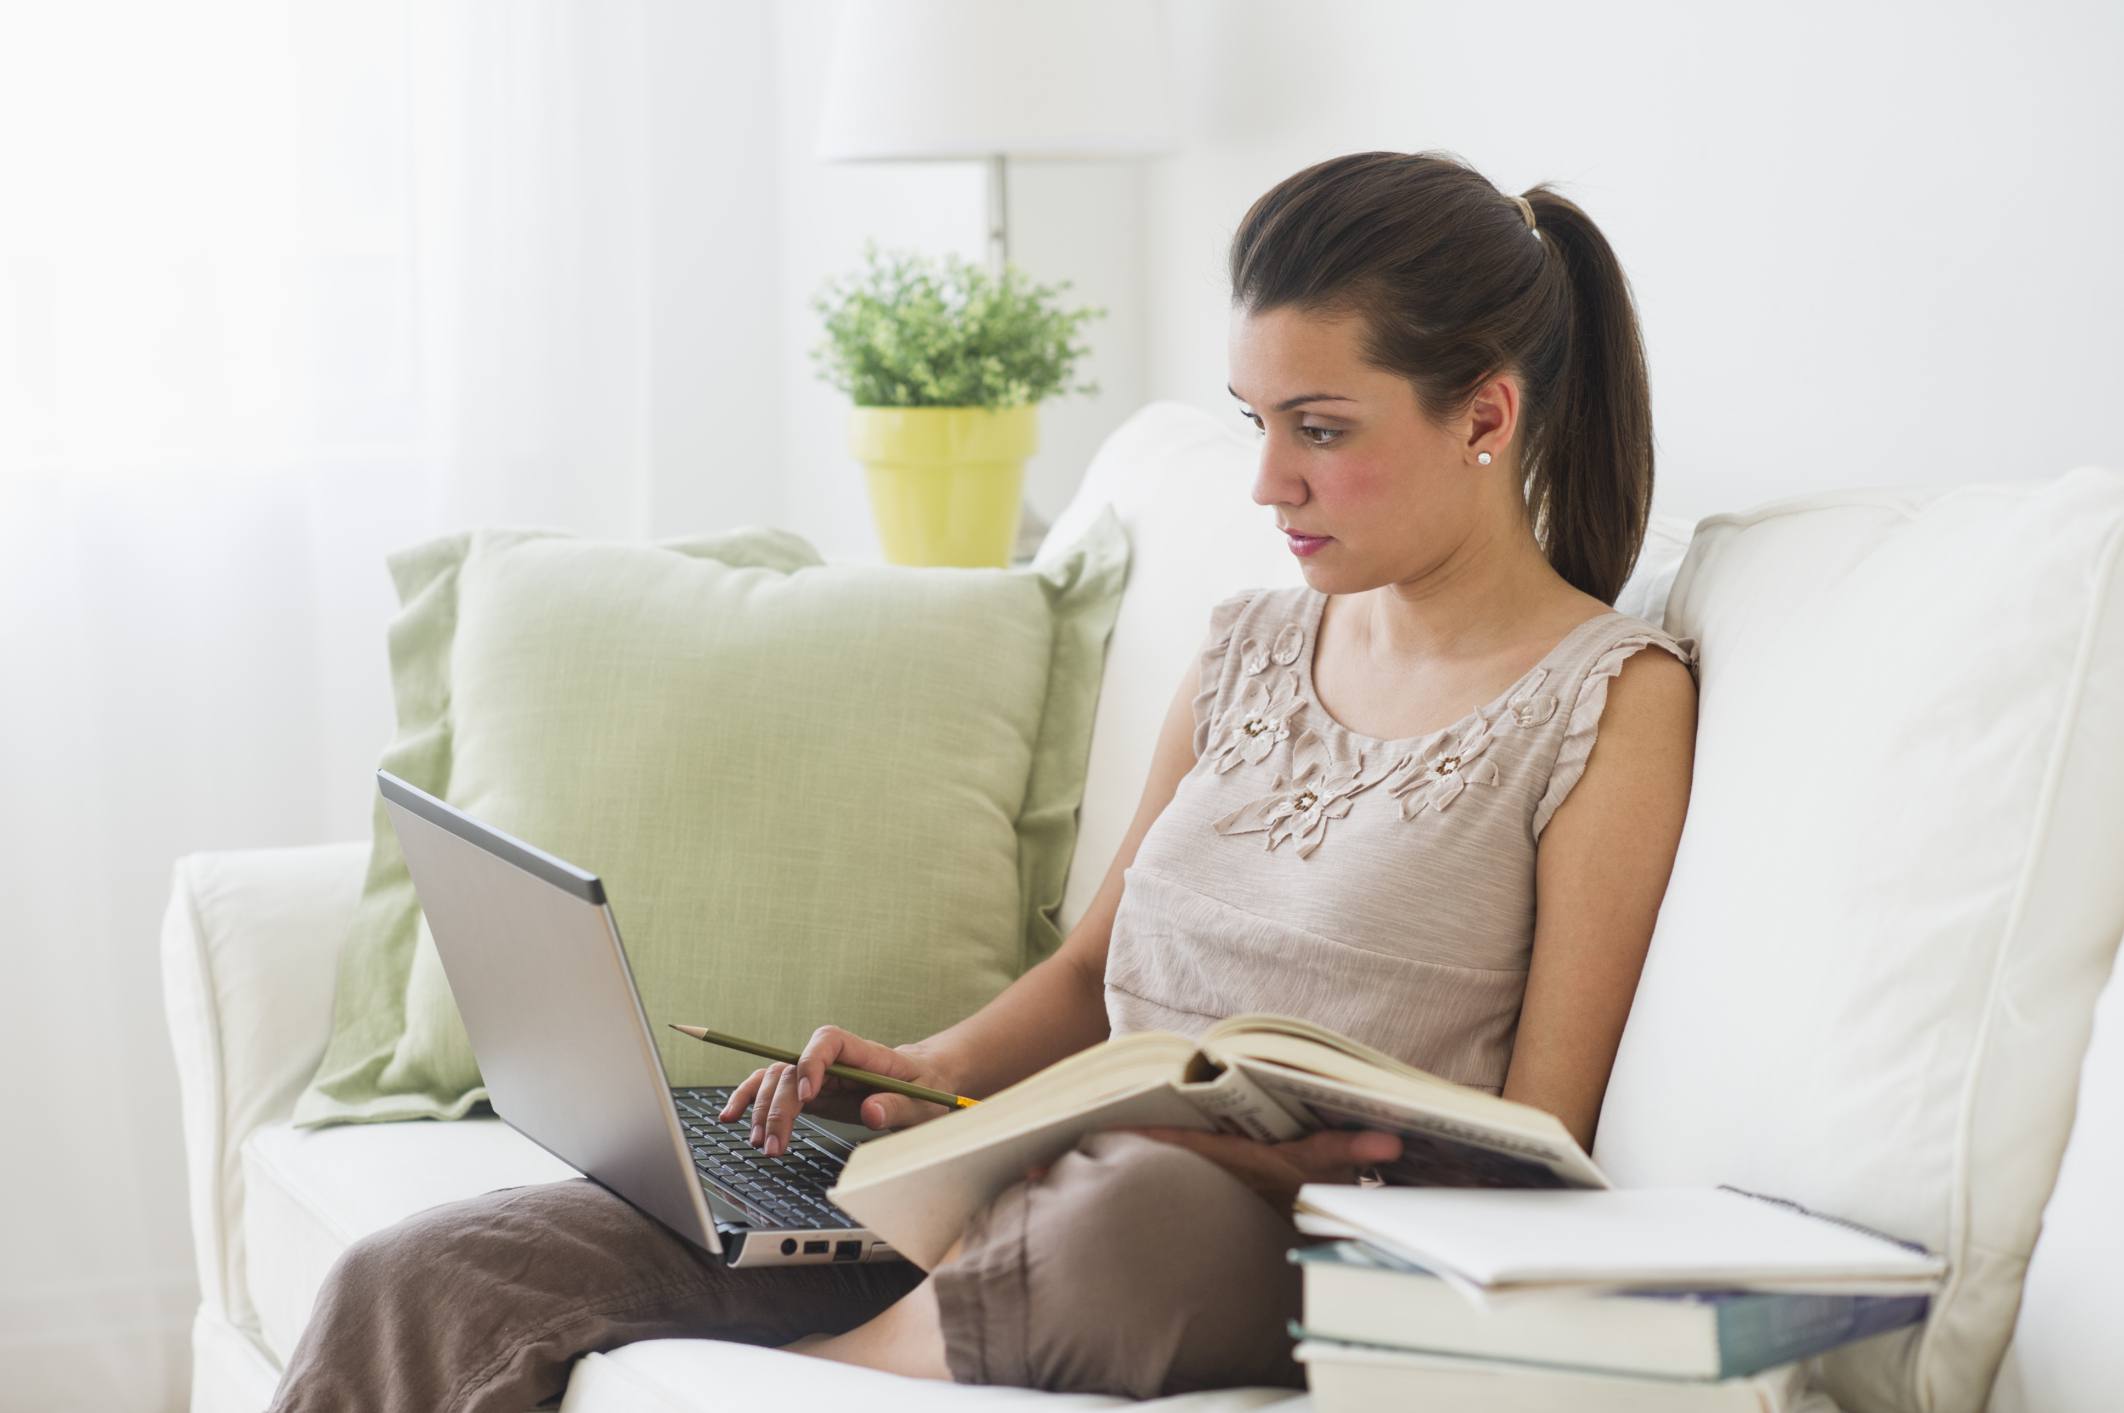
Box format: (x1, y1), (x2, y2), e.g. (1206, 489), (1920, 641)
(163, 401), (2124, 1412)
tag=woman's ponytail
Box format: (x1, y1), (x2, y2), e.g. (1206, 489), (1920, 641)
(1515, 187), (1654, 605)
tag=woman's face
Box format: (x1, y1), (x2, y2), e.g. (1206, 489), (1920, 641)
(1227, 303), (1515, 594)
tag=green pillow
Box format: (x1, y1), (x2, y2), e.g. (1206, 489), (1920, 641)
(292, 506), (1128, 1127)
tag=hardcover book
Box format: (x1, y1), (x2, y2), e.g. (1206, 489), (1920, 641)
(1289, 1239), (1932, 1380)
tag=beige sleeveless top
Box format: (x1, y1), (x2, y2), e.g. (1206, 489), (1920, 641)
(1103, 584), (1699, 1094)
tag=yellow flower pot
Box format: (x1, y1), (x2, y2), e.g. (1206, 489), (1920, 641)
(848, 405), (1038, 567)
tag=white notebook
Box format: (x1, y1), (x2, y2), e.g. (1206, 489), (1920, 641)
(1293, 1184), (1946, 1306)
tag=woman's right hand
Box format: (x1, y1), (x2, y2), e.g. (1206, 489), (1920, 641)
(717, 1025), (963, 1156)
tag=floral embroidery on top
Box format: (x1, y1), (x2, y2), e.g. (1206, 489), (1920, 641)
(1237, 621), (1309, 676)
(1210, 725), (1394, 859)
(1383, 711), (1505, 819)
(1504, 667), (1558, 729)
(1199, 600), (1590, 852)
(1203, 668), (1308, 774)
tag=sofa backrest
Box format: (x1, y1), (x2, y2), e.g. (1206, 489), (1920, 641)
(1585, 469), (2124, 1413)
(1035, 400), (1695, 937)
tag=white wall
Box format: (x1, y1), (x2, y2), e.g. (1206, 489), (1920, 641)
(1129, 0), (2124, 525)
(770, 0), (2124, 545)
(640, 1), (786, 540)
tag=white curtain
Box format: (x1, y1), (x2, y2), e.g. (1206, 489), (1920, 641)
(0, 2), (761, 1405)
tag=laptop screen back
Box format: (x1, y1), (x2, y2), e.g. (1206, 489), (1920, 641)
(377, 769), (720, 1253)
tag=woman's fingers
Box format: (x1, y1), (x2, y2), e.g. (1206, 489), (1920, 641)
(746, 1063), (788, 1144)
(860, 1089), (939, 1131)
(793, 1027), (850, 1110)
(1346, 1129), (1402, 1164)
(1290, 1127), (1401, 1178)
(764, 1061), (807, 1155)
(1115, 1127), (1279, 1184)
(717, 1067), (765, 1122)
(1124, 1126), (1399, 1189)
(717, 1028), (959, 1150)
(795, 1025), (907, 1109)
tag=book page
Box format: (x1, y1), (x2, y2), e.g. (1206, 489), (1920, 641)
(1219, 1025), (1571, 1135)
(1203, 1011), (1454, 1087)
(1174, 1050), (1308, 1140)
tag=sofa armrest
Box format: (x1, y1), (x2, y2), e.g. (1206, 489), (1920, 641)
(160, 840), (369, 1331)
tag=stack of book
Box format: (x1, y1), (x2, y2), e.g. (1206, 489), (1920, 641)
(1287, 1184), (1945, 1412)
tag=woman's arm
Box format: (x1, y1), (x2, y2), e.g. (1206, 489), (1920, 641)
(910, 655), (1206, 1099)
(1501, 647), (1700, 1153)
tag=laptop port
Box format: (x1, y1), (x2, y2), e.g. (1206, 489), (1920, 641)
(779, 1238), (797, 1255)
(833, 1240), (862, 1262)
(803, 1240), (828, 1255)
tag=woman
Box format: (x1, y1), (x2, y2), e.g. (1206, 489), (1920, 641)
(269, 149), (1698, 1411)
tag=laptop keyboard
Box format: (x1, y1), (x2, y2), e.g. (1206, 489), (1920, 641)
(670, 1087), (860, 1231)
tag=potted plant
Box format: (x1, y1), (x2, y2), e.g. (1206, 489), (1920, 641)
(810, 240), (1106, 567)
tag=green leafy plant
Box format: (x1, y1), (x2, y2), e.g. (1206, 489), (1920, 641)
(809, 239), (1107, 409)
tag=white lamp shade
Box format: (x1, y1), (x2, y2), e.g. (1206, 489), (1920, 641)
(816, 0), (1176, 162)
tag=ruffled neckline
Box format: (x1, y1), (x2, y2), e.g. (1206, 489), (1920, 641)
(1292, 587), (1620, 751)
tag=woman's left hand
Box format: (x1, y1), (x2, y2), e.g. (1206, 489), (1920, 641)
(1058, 1126), (1403, 1218)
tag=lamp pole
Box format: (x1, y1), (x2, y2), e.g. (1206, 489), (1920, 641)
(986, 153), (1009, 280)
(984, 152), (1049, 560)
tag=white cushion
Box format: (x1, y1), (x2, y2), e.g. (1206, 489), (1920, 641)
(1612, 508), (1698, 626)
(240, 1117), (577, 1363)
(1040, 399), (1699, 938)
(1986, 941), (2124, 1413)
(563, 1337), (1314, 1413)
(1592, 468), (2124, 1413)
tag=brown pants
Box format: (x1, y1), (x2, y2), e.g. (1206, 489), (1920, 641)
(267, 1130), (1313, 1412)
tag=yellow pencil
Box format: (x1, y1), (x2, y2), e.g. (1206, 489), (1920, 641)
(668, 1024), (980, 1109)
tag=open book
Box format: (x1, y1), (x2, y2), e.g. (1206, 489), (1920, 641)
(824, 1012), (1609, 1269)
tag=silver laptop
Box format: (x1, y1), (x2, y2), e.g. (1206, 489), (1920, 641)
(377, 768), (904, 1267)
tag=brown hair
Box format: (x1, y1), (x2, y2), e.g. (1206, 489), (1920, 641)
(1228, 151), (1653, 606)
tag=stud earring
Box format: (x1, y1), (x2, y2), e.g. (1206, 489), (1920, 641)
(1477, 452), (1492, 465)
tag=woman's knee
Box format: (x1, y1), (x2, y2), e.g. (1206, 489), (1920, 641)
(276, 1180), (716, 1413)
(316, 1180), (655, 1326)
(1064, 1129), (1243, 1210)
(331, 1183), (538, 1282)
(1021, 1131), (1306, 1394)
(1042, 1131), (1284, 1273)
(320, 1218), (416, 1307)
